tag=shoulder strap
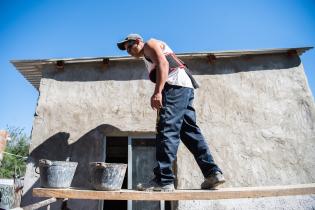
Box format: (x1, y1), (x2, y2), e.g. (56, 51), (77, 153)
(144, 54), (153, 63)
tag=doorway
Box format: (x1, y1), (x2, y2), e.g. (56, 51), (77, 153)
(101, 136), (171, 210)
(103, 137), (128, 210)
(131, 138), (160, 210)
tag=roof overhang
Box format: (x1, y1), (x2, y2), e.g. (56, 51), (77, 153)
(10, 47), (313, 91)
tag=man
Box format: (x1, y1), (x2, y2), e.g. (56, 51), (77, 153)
(117, 34), (225, 191)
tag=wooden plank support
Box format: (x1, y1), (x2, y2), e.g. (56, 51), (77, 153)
(11, 197), (58, 210)
(33, 183), (315, 201)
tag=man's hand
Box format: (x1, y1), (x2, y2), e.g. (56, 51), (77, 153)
(151, 92), (163, 110)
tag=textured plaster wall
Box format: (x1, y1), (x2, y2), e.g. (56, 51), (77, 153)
(177, 54), (315, 209)
(21, 53), (315, 209)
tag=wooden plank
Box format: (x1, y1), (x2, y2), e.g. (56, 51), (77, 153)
(22, 197), (57, 210)
(33, 183), (315, 201)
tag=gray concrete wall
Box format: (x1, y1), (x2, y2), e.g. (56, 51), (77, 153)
(22, 53), (315, 209)
(177, 54), (315, 209)
(22, 59), (156, 209)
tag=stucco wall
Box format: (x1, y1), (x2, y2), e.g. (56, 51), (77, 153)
(176, 54), (315, 209)
(22, 53), (315, 209)
(22, 59), (158, 209)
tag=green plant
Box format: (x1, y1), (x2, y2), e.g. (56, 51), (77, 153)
(0, 127), (30, 178)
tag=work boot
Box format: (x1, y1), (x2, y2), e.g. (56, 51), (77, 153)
(201, 171), (225, 189)
(136, 178), (175, 192)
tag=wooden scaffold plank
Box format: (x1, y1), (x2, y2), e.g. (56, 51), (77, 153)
(33, 183), (315, 201)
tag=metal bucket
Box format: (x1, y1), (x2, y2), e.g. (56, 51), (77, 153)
(38, 159), (78, 188)
(89, 162), (127, 191)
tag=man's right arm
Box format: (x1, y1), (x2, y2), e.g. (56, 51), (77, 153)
(144, 39), (169, 110)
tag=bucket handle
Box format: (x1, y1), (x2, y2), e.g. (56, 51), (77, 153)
(35, 166), (40, 175)
(39, 159), (52, 165)
(35, 159), (52, 174)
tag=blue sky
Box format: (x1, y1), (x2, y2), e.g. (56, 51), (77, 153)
(1, 0), (314, 135)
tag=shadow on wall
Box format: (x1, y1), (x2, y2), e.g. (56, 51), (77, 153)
(42, 53), (301, 82)
(185, 53), (301, 75)
(21, 124), (123, 208)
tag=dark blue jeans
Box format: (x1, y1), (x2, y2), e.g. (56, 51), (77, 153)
(153, 83), (222, 185)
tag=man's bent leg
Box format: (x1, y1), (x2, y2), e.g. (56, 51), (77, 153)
(180, 91), (223, 178)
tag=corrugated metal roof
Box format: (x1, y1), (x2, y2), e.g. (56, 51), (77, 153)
(10, 47), (313, 90)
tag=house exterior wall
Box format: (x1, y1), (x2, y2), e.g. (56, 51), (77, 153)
(176, 54), (315, 209)
(22, 53), (315, 209)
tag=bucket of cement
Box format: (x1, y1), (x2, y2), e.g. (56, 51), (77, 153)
(89, 162), (127, 191)
(38, 159), (78, 188)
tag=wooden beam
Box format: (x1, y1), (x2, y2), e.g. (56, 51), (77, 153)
(23, 198), (57, 210)
(33, 183), (315, 201)
(11, 198), (58, 210)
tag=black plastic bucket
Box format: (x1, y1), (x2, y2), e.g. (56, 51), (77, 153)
(38, 159), (78, 188)
(89, 162), (127, 191)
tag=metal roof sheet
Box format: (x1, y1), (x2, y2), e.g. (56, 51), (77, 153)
(11, 47), (313, 90)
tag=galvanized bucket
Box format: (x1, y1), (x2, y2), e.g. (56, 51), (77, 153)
(89, 162), (127, 191)
(38, 159), (78, 188)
